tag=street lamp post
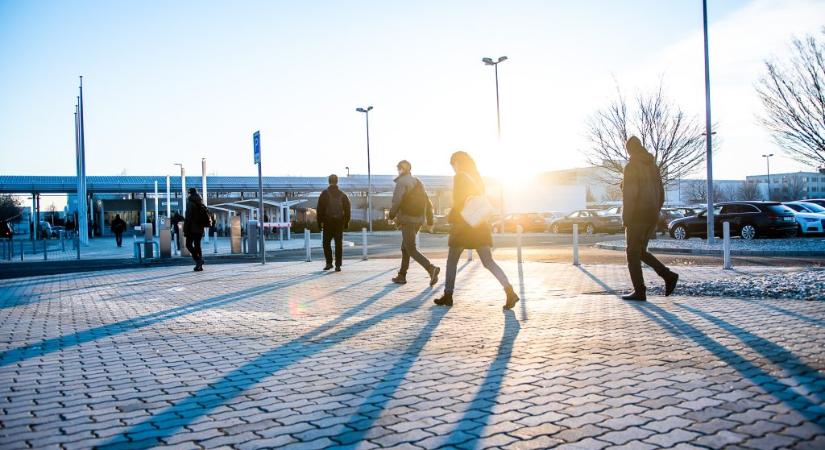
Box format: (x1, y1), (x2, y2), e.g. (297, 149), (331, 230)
(482, 56), (508, 139)
(356, 106), (373, 232)
(762, 153), (774, 200)
(701, 0), (715, 244)
(174, 163), (186, 216)
(345, 166), (350, 177)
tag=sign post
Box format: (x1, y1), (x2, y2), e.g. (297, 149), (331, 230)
(254, 131), (265, 265)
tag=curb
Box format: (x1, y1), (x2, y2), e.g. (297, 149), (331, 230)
(595, 242), (825, 257)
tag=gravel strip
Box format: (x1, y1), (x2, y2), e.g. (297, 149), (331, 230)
(648, 268), (825, 301)
(598, 237), (825, 256)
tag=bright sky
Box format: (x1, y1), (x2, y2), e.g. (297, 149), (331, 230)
(1, 0), (823, 185)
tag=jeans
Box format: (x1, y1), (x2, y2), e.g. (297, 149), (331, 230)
(186, 233), (203, 263)
(444, 246), (511, 294)
(399, 223), (433, 275)
(114, 232), (123, 247)
(322, 219), (344, 267)
(625, 223), (673, 292)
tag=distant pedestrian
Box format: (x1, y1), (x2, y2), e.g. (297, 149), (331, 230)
(621, 136), (679, 301)
(317, 174), (351, 272)
(388, 160), (440, 286)
(435, 151), (519, 309)
(110, 214), (127, 247)
(184, 188), (212, 271)
(170, 210), (183, 248)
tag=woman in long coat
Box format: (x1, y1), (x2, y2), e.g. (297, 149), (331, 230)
(434, 151), (519, 310)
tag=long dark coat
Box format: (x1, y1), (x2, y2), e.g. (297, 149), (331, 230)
(448, 172), (493, 249)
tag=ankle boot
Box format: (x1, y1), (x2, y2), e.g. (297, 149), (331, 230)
(503, 286), (520, 310)
(434, 292), (453, 306)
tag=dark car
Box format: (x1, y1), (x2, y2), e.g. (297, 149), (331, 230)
(802, 199), (825, 208)
(550, 209), (623, 235)
(658, 208), (685, 233)
(492, 213), (547, 233)
(672, 207), (701, 217)
(668, 201), (797, 240)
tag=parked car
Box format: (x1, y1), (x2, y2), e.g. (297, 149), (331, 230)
(668, 201), (797, 240)
(492, 213), (547, 233)
(658, 208), (685, 233)
(550, 209), (623, 235)
(802, 198), (825, 208)
(672, 207), (701, 217)
(0, 220), (13, 239)
(427, 214), (451, 234)
(38, 221), (55, 238)
(541, 212), (564, 231)
(782, 201), (825, 235)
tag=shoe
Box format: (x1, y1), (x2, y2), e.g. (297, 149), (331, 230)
(194, 263), (203, 272)
(335, 266), (341, 272)
(621, 291), (646, 301)
(434, 292), (453, 306)
(664, 273), (679, 296)
(323, 264), (333, 271)
(429, 266), (441, 287)
(392, 274), (407, 284)
(503, 286), (520, 310)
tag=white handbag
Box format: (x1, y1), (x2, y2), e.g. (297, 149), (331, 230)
(461, 195), (495, 228)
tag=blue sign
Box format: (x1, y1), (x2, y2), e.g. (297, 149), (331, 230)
(253, 131), (261, 164)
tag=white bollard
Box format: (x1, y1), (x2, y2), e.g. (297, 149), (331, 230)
(723, 221), (732, 270)
(516, 225), (523, 264)
(305, 229), (311, 262)
(467, 249), (473, 262)
(362, 227), (368, 260)
(572, 223), (580, 266)
(415, 231), (420, 248)
(43, 238), (47, 260)
(213, 230), (218, 254)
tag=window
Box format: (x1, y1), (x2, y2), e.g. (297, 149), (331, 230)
(567, 211), (579, 218)
(720, 205), (740, 214)
(785, 204), (804, 212)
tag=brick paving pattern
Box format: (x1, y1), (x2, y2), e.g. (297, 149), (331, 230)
(0, 259), (823, 449)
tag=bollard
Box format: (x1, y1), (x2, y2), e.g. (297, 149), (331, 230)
(242, 236), (248, 254)
(20, 239), (24, 261)
(213, 230), (218, 254)
(305, 229), (311, 262)
(61, 233), (65, 252)
(723, 221), (732, 270)
(280, 227), (285, 250)
(415, 232), (420, 249)
(517, 225), (523, 264)
(467, 249), (473, 262)
(362, 227), (368, 260)
(76, 234), (80, 260)
(32, 239), (36, 255)
(572, 223), (580, 266)
(43, 238), (47, 260)
(133, 235), (138, 258)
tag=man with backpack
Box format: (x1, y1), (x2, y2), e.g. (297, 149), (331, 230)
(389, 160), (440, 286)
(317, 174), (351, 272)
(184, 187), (212, 272)
(110, 214), (127, 247)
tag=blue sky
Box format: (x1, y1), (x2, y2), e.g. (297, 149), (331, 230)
(1, 0), (823, 184)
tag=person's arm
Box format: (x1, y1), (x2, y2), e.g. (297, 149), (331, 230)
(425, 188), (434, 226)
(343, 194), (351, 228)
(448, 175), (466, 223)
(621, 165), (639, 226)
(317, 191), (327, 227)
(388, 182), (406, 220)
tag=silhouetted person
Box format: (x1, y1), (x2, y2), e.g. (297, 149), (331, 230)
(317, 174), (350, 271)
(184, 188), (211, 271)
(621, 136), (678, 301)
(110, 214), (127, 247)
(389, 160), (440, 286)
(170, 210), (184, 249)
(435, 151), (519, 310)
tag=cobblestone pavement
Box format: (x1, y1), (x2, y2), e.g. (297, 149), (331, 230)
(0, 259), (823, 449)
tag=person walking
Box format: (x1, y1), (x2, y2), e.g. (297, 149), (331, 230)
(388, 160), (440, 286)
(170, 210), (184, 250)
(621, 136), (679, 301)
(316, 174), (351, 272)
(110, 214), (127, 247)
(184, 188), (211, 271)
(434, 151), (519, 310)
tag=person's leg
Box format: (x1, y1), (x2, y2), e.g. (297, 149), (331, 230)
(322, 225), (333, 268)
(639, 223), (671, 277)
(333, 220), (343, 269)
(194, 235), (203, 262)
(625, 225), (646, 296)
(444, 246), (463, 294)
(402, 224), (433, 272)
(399, 227), (411, 276)
(185, 235), (197, 263)
(476, 247), (512, 289)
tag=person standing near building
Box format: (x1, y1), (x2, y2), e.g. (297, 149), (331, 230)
(170, 210), (184, 250)
(184, 188), (211, 271)
(434, 151), (518, 309)
(388, 160), (440, 286)
(110, 214), (127, 247)
(316, 174), (351, 272)
(621, 136), (679, 301)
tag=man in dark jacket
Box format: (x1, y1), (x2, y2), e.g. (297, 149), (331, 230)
(388, 160), (440, 285)
(184, 188), (209, 271)
(316, 174), (351, 271)
(621, 136), (678, 300)
(110, 214), (127, 247)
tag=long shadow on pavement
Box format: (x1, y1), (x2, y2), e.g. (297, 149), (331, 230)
(99, 284), (442, 449)
(631, 301), (825, 426)
(749, 301), (825, 328)
(0, 272), (325, 367)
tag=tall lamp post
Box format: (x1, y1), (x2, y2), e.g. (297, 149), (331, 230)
(356, 106), (373, 232)
(762, 153), (774, 200)
(174, 163), (186, 216)
(701, 0), (715, 244)
(482, 55), (508, 231)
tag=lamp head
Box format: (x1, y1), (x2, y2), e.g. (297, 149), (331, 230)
(482, 57), (494, 65)
(498, 56), (508, 63)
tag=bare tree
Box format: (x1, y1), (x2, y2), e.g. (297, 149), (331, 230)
(0, 195), (22, 222)
(780, 176), (807, 201)
(685, 181), (708, 204)
(737, 181), (762, 201)
(585, 81), (713, 186)
(756, 30), (825, 169)
(718, 184), (738, 202)
(601, 184), (623, 202)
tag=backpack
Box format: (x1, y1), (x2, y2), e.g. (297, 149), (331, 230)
(401, 180), (428, 217)
(196, 204), (213, 228)
(326, 189), (344, 220)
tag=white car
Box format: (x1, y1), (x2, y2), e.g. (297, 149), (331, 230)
(783, 201), (825, 234)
